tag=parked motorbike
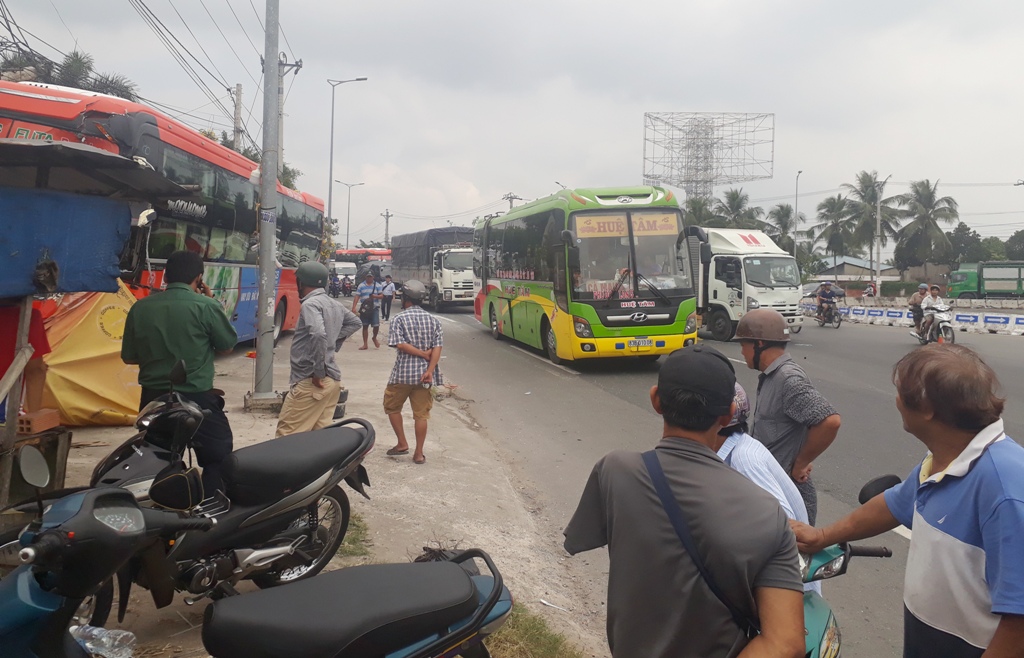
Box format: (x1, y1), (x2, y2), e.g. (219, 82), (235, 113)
(0, 362), (374, 628)
(801, 475), (900, 657)
(1, 446), (512, 658)
(816, 300), (842, 328)
(911, 303), (955, 344)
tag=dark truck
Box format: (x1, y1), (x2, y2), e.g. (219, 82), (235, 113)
(390, 227), (475, 310)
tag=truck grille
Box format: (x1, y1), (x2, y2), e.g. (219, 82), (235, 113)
(767, 302), (802, 318)
(452, 281), (473, 290)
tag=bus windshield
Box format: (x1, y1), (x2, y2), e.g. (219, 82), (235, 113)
(570, 210), (690, 301)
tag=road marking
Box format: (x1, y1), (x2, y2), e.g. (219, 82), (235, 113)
(509, 344), (580, 376)
(435, 315), (459, 324)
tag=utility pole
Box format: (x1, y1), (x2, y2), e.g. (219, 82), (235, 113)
(276, 53), (302, 175)
(793, 171), (802, 258)
(502, 192), (522, 209)
(253, 0), (280, 401)
(231, 83), (243, 150)
(382, 209), (392, 247)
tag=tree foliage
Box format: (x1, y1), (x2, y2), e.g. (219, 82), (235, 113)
(981, 237), (1007, 261)
(1007, 230), (1024, 261)
(893, 179), (958, 266)
(0, 50), (139, 100)
(945, 222), (989, 265)
(358, 239), (387, 248)
(214, 131), (302, 189)
(809, 194), (857, 271)
(713, 188), (765, 229)
(841, 171), (901, 270)
(764, 203), (805, 254)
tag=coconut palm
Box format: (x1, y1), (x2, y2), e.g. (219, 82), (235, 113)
(841, 170), (901, 274)
(713, 188), (765, 229)
(765, 203), (805, 254)
(1, 50), (138, 101)
(683, 196), (722, 227)
(808, 194), (857, 272)
(894, 179), (959, 265)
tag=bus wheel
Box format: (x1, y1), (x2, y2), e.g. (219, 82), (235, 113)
(273, 302), (286, 345)
(489, 306), (502, 340)
(544, 321), (563, 365)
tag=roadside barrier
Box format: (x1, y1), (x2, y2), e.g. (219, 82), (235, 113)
(800, 302), (1023, 336)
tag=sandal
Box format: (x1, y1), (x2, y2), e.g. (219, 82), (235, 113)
(386, 447), (409, 456)
(413, 454), (426, 465)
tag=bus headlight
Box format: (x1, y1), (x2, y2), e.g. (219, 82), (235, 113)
(573, 316), (593, 338)
(684, 313), (697, 335)
(746, 297), (760, 311)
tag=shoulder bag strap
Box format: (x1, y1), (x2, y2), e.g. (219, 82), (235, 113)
(641, 450), (761, 637)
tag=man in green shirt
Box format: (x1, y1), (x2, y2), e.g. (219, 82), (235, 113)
(122, 250), (237, 493)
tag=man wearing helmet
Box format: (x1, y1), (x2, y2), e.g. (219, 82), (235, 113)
(276, 261), (362, 437)
(383, 279), (444, 465)
(734, 308), (842, 525)
(815, 281), (837, 321)
(908, 283), (929, 336)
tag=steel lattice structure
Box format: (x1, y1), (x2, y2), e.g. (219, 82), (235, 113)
(642, 112), (775, 199)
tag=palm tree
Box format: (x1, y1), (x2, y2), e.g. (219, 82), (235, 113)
(808, 194), (857, 272)
(1, 50), (138, 101)
(894, 179), (959, 265)
(841, 170), (901, 276)
(713, 188), (765, 229)
(765, 203), (805, 254)
(683, 196), (722, 227)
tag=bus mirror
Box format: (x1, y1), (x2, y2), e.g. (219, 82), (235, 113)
(699, 243), (712, 264)
(561, 230), (577, 248)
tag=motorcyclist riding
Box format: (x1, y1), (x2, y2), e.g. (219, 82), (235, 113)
(816, 281), (837, 321)
(920, 285), (945, 337)
(908, 283), (928, 335)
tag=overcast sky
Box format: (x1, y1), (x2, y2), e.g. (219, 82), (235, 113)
(10, 0), (1024, 248)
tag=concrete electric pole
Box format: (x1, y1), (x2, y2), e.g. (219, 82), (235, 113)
(276, 54), (302, 175)
(231, 83), (243, 151)
(502, 192), (522, 210)
(382, 209), (392, 247)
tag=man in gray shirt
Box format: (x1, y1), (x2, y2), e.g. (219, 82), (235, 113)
(276, 262), (362, 437)
(735, 309), (841, 525)
(564, 345), (804, 658)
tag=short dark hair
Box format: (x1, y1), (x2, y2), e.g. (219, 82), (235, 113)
(659, 388), (722, 432)
(165, 251), (205, 284)
(719, 421), (748, 437)
(893, 344), (1004, 431)
(385, 275), (392, 279)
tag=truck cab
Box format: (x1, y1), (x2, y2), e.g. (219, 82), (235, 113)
(685, 227), (804, 341)
(431, 246), (475, 307)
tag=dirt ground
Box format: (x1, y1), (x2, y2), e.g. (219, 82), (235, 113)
(55, 332), (610, 657)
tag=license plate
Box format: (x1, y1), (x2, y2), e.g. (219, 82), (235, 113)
(628, 339), (654, 347)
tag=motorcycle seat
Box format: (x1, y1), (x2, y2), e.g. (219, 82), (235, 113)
(202, 561), (478, 658)
(223, 426), (368, 507)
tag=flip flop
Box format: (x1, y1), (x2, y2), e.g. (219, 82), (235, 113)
(386, 447), (409, 456)
(413, 454), (426, 465)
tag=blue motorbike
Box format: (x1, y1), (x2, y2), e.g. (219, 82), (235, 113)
(1, 445), (513, 658)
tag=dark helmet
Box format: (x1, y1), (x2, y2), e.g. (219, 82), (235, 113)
(296, 261), (329, 288)
(402, 279), (428, 302)
(734, 308), (791, 343)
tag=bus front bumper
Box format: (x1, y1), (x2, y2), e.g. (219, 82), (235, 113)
(571, 333), (697, 359)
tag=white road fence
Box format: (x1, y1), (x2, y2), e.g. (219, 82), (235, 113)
(801, 298), (1024, 336)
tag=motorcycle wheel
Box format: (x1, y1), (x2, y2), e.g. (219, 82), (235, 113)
(251, 485), (350, 588)
(816, 314), (825, 327)
(941, 326), (956, 344)
(832, 313), (842, 329)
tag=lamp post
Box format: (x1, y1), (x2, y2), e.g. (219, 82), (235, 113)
(794, 170), (802, 257)
(326, 77), (367, 228)
(335, 180), (364, 250)
(875, 174), (892, 295)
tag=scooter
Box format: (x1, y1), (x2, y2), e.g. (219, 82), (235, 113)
(801, 475), (900, 657)
(1, 447), (513, 658)
(816, 300), (842, 329)
(341, 278), (353, 297)
(0, 362), (374, 628)
(911, 304), (955, 344)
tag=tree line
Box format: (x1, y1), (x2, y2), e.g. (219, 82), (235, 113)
(682, 171), (1024, 275)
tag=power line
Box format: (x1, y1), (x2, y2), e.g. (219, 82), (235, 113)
(198, 0), (260, 87)
(224, 0), (260, 56)
(47, 0), (76, 49)
(248, 0), (264, 31)
(391, 199), (506, 220)
(166, 0), (231, 88)
(279, 23), (295, 60)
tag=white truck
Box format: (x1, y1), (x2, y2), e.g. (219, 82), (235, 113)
(390, 227), (475, 310)
(684, 227), (805, 341)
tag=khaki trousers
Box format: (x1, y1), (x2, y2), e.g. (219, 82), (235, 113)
(276, 377), (342, 438)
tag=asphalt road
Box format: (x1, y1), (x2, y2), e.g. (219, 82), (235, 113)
(435, 306), (1023, 656)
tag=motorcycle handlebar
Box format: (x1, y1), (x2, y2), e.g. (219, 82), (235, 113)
(848, 545), (892, 558)
(20, 532), (63, 564)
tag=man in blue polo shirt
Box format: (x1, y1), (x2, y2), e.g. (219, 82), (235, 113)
(792, 344), (1024, 657)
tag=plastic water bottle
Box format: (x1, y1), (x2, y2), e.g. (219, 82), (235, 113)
(69, 625), (137, 658)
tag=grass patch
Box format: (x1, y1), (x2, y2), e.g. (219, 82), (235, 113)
(336, 512), (371, 558)
(486, 603), (585, 658)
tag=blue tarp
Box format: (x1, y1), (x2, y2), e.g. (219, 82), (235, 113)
(0, 187), (130, 297)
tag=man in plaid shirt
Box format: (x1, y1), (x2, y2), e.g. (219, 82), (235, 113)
(384, 280), (443, 465)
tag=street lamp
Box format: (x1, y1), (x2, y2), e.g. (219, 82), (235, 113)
(326, 77), (368, 229)
(794, 170), (802, 257)
(875, 174), (892, 295)
(335, 180), (364, 250)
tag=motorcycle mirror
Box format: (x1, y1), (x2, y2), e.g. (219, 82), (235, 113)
(858, 475), (902, 505)
(169, 360), (188, 389)
(18, 445), (51, 490)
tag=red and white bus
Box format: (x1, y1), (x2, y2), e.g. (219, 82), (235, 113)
(0, 80), (324, 342)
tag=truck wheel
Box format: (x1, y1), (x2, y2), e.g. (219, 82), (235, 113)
(958, 293), (976, 300)
(489, 306), (502, 340)
(429, 287), (443, 311)
(708, 309), (735, 342)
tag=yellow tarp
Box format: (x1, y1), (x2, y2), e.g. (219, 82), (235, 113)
(41, 280), (141, 426)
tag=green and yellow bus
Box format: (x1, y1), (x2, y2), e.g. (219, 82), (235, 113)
(472, 186), (698, 364)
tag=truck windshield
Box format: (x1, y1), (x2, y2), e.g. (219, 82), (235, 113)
(570, 210), (690, 301)
(743, 256), (800, 288)
(444, 252), (474, 270)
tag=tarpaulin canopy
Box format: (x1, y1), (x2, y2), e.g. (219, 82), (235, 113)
(39, 280), (141, 426)
(390, 227), (474, 268)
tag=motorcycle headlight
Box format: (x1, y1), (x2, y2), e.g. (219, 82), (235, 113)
(684, 312), (697, 335)
(812, 554), (847, 580)
(746, 297), (760, 311)
(573, 316), (594, 338)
